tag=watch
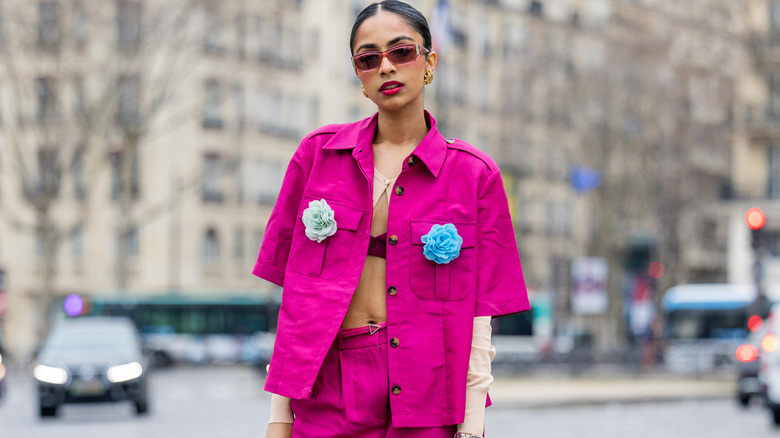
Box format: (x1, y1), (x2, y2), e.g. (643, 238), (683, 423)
(454, 434), (483, 438)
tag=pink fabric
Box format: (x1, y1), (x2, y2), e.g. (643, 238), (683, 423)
(290, 325), (456, 438)
(253, 111), (530, 427)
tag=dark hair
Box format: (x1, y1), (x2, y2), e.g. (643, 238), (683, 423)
(350, 1), (432, 54)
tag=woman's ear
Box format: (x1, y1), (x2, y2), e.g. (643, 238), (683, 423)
(426, 51), (438, 72)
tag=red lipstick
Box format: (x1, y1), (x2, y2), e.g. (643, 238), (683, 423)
(380, 81), (404, 95)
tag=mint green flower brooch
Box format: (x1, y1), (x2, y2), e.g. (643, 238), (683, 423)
(302, 199), (337, 243)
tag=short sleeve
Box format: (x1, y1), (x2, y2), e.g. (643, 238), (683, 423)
(474, 167), (531, 317)
(252, 139), (312, 287)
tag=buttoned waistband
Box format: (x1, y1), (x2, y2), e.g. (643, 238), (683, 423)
(334, 321), (387, 350)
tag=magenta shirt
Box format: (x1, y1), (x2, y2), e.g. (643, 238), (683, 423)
(253, 112), (530, 427)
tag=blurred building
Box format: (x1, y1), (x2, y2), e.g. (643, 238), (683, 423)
(728, 0), (780, 288)
(0, 0), (379, 360)
(426, 0), (743, 351)
(0, 0), (766, 360)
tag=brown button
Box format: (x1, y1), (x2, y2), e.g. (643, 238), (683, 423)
(388, 235), (398, 245)
(395, 186), (404, 196)
(407, 156), (416, 166)
(390, 337), (400, 347)
(392, 385), (401, 395)
(388, 286), (397, 296)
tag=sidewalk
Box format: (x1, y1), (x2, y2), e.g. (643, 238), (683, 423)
(489, 372), (735, 409)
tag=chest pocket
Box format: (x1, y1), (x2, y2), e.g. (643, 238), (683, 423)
(409, 220), (476, 300)
(290, 197), (365, 280)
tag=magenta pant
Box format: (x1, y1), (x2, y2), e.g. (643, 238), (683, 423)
(289, 323), (457, 437)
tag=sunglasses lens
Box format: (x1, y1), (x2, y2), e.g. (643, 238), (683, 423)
(355, 53), (380, 71)
(388, 46), (416, 63)
(353, 45), (421, 71)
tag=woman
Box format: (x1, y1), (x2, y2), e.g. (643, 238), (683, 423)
(256, 2), (530, 437)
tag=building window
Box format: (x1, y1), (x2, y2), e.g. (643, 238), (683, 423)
(117, 0), (141, 50)
(255, 90), (302, 137)
(772, 0), (780, 43)
(771, 73), (780, 116)
(257, 19), (301, 69)
(770, 145), (780, 199)
(234, 84), (245, 131)
(72, 225), (83, 261)
(35, 227), (45, 260)
(235, 155), (244, 203)
(202, 228), (220, 262)
(234, 227), (245, 261)
(74, 77), (86, 117)
(117, 75), (140, 124)
(254, 230), (264, 250)
(254, 159), (282, 204)
(72, 3), (87, 49)
(203, 79), (223, 129)
(202, 154), (224, 203)
(111, 150), (140, 199)
(119, 226), (139, 260)
(203, 10), (224, 55)
(34, 148), (60, 198)
(529, 1), (543, 17)
(235, 14), (246, 59)
(519, 196), (533, 234)
(35, 77), (58, 124)
(73, 146), (87, 199)
(38, 2), (60, 49)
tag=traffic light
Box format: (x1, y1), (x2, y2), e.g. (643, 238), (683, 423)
(746, 208), (766, 249)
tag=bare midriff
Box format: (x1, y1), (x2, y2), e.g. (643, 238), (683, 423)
(341, 190), (389, 328)
(341, 137), (418, 329)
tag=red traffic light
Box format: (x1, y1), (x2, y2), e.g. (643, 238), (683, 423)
(746, 208), (766, 230)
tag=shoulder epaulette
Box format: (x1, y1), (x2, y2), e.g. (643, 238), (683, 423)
(306, 124), (347, 140)
(444, 137), (498, 172)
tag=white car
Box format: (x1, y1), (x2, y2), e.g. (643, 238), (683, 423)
(759, 303), (780, 424)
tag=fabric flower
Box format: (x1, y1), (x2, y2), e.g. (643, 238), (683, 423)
(421, 223), (463, 264)
(302, 199), (337, 243)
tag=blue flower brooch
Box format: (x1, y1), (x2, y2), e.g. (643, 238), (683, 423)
(421, 223), (463, 264)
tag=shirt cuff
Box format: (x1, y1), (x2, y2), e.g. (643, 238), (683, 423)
(268, 393), (294, 424)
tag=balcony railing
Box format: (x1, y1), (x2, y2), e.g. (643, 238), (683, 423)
(743, 106), (780, 139)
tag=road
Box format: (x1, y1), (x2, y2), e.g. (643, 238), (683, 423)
(0, 364), (777, 438)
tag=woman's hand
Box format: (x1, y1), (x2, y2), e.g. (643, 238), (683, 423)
(265, 422), (293, 438)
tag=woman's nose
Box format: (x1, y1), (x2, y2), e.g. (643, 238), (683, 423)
(378, 54), (396, 75)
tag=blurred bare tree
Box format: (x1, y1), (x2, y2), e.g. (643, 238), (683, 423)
(0, 0), (205, 338)
(489, 2), (741, 348)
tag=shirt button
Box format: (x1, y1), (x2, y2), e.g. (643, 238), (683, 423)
(407, 156), (416, 166)
(392, 385), (401, 395)
(390, 337), (400, 347)
(395, 186), (404, 196)
(446, 138), (455, 144)
(388, 235), (398, 245)
(388, 286), (397, 296)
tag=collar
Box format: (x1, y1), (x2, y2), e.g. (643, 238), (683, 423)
(322, 111), (447, 178)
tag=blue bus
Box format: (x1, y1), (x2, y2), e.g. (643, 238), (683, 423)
(661, 283), (778, 374)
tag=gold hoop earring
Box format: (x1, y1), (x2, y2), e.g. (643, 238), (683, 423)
(362, 86), (368, 97)
(424, 70), (434, 85)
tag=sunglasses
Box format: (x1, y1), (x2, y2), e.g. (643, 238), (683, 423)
(351, 44), (429, 72)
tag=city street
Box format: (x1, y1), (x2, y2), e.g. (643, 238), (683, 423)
(0, 364), (778, 438)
